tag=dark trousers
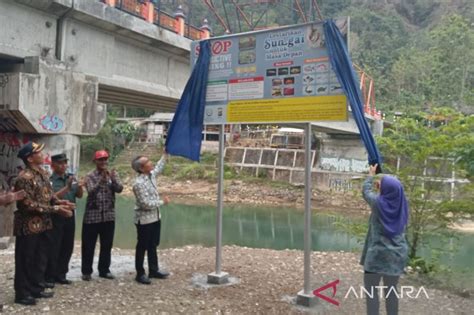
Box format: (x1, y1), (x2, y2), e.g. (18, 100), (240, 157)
(81, 221), (115, 276)
(364, 271), (400, 315)
(135, 220), (161, 276)
(45, 215), (75, 280)
(14, 232), (48, 298)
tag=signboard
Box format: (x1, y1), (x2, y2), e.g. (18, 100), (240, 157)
(191, 18), (349, 125)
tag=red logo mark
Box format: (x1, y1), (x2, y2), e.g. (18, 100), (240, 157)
(313, 279), (340, 306)
(195, 40), (232, 56)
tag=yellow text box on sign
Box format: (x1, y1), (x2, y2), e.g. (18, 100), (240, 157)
(226, 95), (348, 123)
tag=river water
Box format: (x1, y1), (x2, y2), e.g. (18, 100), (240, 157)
(74, 197), (473, 289)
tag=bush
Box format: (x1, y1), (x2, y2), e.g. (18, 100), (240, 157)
(201, 152), (217, 165)
(175, 163), (207, 180)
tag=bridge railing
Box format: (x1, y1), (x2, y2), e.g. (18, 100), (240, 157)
(353, 64), (381, 120)
(101, 0), (205, 40)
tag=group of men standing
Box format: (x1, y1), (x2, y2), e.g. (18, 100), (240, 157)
(3, 141), (169, 306)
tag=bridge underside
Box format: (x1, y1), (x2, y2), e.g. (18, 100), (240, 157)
(98, 84), (177, 112)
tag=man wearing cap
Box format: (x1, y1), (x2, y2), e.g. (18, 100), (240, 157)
(14, 142), (74, 306)
(82, 150), (123, 281)
(45, 153), (84, 285)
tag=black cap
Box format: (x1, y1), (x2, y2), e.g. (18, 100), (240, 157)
(17, 141), (45, 160)
(51, 153), (68, 162)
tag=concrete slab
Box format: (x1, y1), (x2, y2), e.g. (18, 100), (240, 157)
(207, 271), (230, 285)
(191, 273), (238, 289)
(296, 290), (317, 307)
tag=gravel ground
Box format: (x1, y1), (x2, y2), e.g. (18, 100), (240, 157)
(0, 244), (472, 314)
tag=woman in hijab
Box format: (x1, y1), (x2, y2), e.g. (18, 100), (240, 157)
(361, 164), (409, 315)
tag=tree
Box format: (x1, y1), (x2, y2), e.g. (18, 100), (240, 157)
(377, 108), (474, 265)
(388, 15), (474, 112)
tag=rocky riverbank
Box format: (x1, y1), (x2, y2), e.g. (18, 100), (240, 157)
(120, 176), (370, 217)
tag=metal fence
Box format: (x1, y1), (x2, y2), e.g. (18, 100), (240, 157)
(106, 0), (203, 40)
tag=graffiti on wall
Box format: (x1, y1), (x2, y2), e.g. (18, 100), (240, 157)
(0, 133), (29, 189)
(329, 177), (353, 192)
(320, 157), (367, 173)
(39, 115), (64, 132)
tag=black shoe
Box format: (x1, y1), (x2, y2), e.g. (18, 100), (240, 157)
(14, 296), (36, 305)
(32, 291), (54, 299)
(56, 277), (72, 285)
(99, 272), (115, 280)
(82, 274), (92, 281)
(149, 270), (169, 279)
(135, 275), (151, 285)
(39, 281), (55, 289)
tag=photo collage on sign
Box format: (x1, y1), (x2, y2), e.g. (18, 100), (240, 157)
(238, 36), (256, 65)
(267, 65), (301, 97)
(302, 60), (342, 96)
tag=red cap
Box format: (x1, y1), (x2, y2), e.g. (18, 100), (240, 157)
(93, 150), (109, 160)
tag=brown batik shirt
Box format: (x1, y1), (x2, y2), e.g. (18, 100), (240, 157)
(13, 166), (56, 236)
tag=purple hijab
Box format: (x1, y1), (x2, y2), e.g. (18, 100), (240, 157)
(377, 175), (409, 239)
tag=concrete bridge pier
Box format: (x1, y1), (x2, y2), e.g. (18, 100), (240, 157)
(0, 56), (106, 239)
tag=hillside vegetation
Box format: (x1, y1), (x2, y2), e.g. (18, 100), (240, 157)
(159, 0), (473, 115)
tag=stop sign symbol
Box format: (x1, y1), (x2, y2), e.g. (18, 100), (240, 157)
(212, 40), (232, 55)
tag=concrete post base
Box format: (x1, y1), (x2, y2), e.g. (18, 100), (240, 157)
(296, 290), (317, 307)
(207, 272), (229, 285)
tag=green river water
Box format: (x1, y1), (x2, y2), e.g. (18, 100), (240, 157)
(74, 196), (473, 290)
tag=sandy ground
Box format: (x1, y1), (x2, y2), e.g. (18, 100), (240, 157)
(1, 177), (471, 314)
(0, 244), (473, 314)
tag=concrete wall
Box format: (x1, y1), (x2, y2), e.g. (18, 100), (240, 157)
(0, 57), (106, 135)
(1, 0), (192, 103)
(225, 135), (369, 191)
(318, 136), (368, 173)
(0, 0), (58, 58)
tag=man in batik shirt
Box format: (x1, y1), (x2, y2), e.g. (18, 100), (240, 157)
(14, 142), (73, 305)
(131, 151), (170, 284)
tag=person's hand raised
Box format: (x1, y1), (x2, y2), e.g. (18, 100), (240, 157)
(369, 164), (378, 176)
(78, 177), (86, 188)
(110, 169), (118, 181)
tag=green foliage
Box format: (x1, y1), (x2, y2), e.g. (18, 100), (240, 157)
(347, 7), (410, 98)
(112, 122), (138, 145)
(200, 152), (217, 165)
(80, 115), (141, 163)
(80, 115), (116, 161)
(377, 108), (473, 259)
(389, 15), (474, 111)
(175, 163), (207, 180)
(409, 256), (438, 274)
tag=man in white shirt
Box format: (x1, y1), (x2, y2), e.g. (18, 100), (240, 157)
(131, 151), (170, 284)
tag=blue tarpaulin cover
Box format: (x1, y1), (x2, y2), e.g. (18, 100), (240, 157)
(323, 19), (383, 169)
(165, 40), (211, 162)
